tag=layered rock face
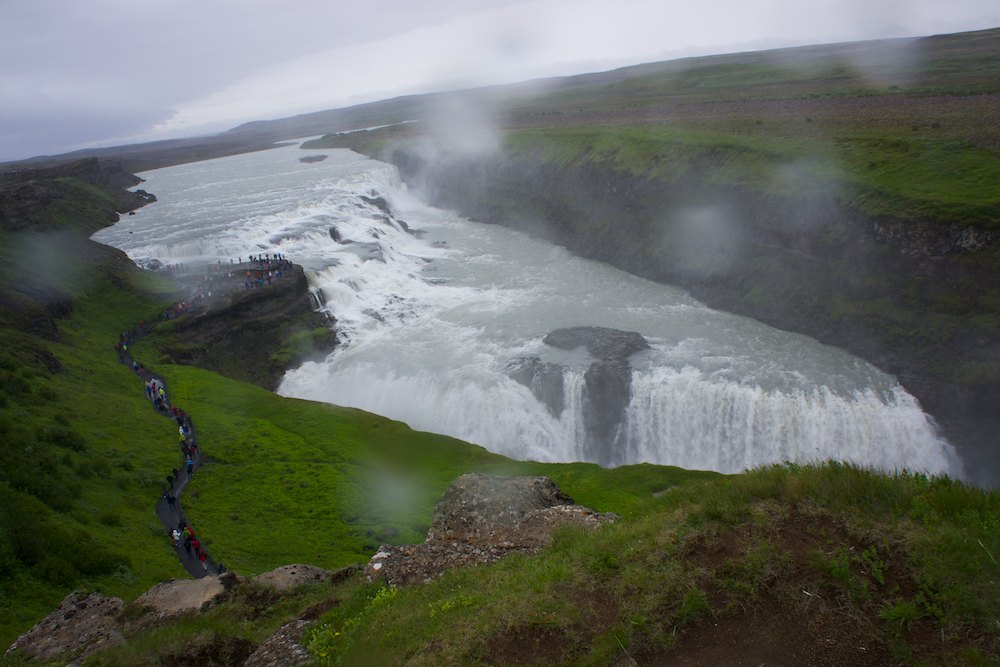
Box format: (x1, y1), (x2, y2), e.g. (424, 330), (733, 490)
(161, 264), (337, 389)
(366, 474), (617, 585)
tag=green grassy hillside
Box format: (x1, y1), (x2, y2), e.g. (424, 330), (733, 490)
(41, 464), (1000, 666)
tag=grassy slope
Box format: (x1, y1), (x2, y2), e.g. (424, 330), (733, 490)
(74, 464), (1000, 666)
(120, 362), (709, 575)
(0, 230), (187, 645)
(500, 124), (1000, 227)
(302, 464), (1000, 666)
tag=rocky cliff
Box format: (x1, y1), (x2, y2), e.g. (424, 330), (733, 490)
(154, 265), (337, 390)
(387, 146), (1000, 486)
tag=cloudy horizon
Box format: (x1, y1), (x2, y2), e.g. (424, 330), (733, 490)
(2, 0), (998, 162)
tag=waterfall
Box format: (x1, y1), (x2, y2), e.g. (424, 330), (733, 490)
(90, 142), (962, 479)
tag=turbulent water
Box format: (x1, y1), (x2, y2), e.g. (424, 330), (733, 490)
(93, 141), (962, 477)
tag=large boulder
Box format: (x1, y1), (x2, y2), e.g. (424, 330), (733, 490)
(132, 572), (244, 618)
(366, 474), (616, 585)
(426, 474), (575, 545)
(4, 590), (124, 662)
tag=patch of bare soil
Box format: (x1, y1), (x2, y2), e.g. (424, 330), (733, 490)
(482, 623), (576, 666)
(480, 585), (618, 666)
(642, 600), (895, 667)
(652, 508), (910, 666)
(160, 634), (254, 666)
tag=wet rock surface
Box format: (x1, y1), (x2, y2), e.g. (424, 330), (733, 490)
(4, 591), (124, 662)
(505, 356), (565, 417)
(509, 327), (650, 465)
(542, 326), (650, 361)
(164, 264), (337, 390)
(366, 474), (616, 585)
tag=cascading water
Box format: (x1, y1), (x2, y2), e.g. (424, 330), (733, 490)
(92, 141), (963, 478)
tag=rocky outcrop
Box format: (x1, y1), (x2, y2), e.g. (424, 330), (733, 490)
(506, 356), (565, 417)
(132, 572), (245, 619)
(299, 154), (328, 163)
(366, 474), (616, 585)
(161, 264), (337, 389)
(253, 564), (332, 591)
(508, 327), (649, 464)
(4, 591), (124, 662)
(244, 620), (313, 667)
(5, 567), (343, 664)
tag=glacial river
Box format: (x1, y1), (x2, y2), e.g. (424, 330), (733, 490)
(93, 141), (962, 477)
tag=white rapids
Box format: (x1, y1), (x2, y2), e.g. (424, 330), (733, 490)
(92, 141), (963, 477)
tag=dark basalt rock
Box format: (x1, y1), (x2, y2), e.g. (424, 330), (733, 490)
(299, 154), (328, 163)
(544, 327), (650, 465)
(506, 356), (565, 417)
(543, 326), (649, 360)
(162, 264), (337, 390)
(360, 194), (392, 217)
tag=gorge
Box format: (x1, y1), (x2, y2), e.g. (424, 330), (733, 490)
(93, 143), (961, 479)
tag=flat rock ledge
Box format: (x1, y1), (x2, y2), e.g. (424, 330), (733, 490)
(366, 474), (617, 585)
(253, 564), (332, 591)
(4, 590), (124, 662)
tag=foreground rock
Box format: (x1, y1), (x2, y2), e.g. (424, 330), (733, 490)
(4, 591), (124, 662)
(133, 572), (244, 618)
(244, 620), (313, 667)
(366, 474), (617, 585)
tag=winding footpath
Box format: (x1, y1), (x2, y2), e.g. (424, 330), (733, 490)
(113, 255), (294, 578)
(117, 337), (221, 578)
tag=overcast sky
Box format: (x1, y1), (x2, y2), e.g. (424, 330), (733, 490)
(2, 0), (997, 162)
